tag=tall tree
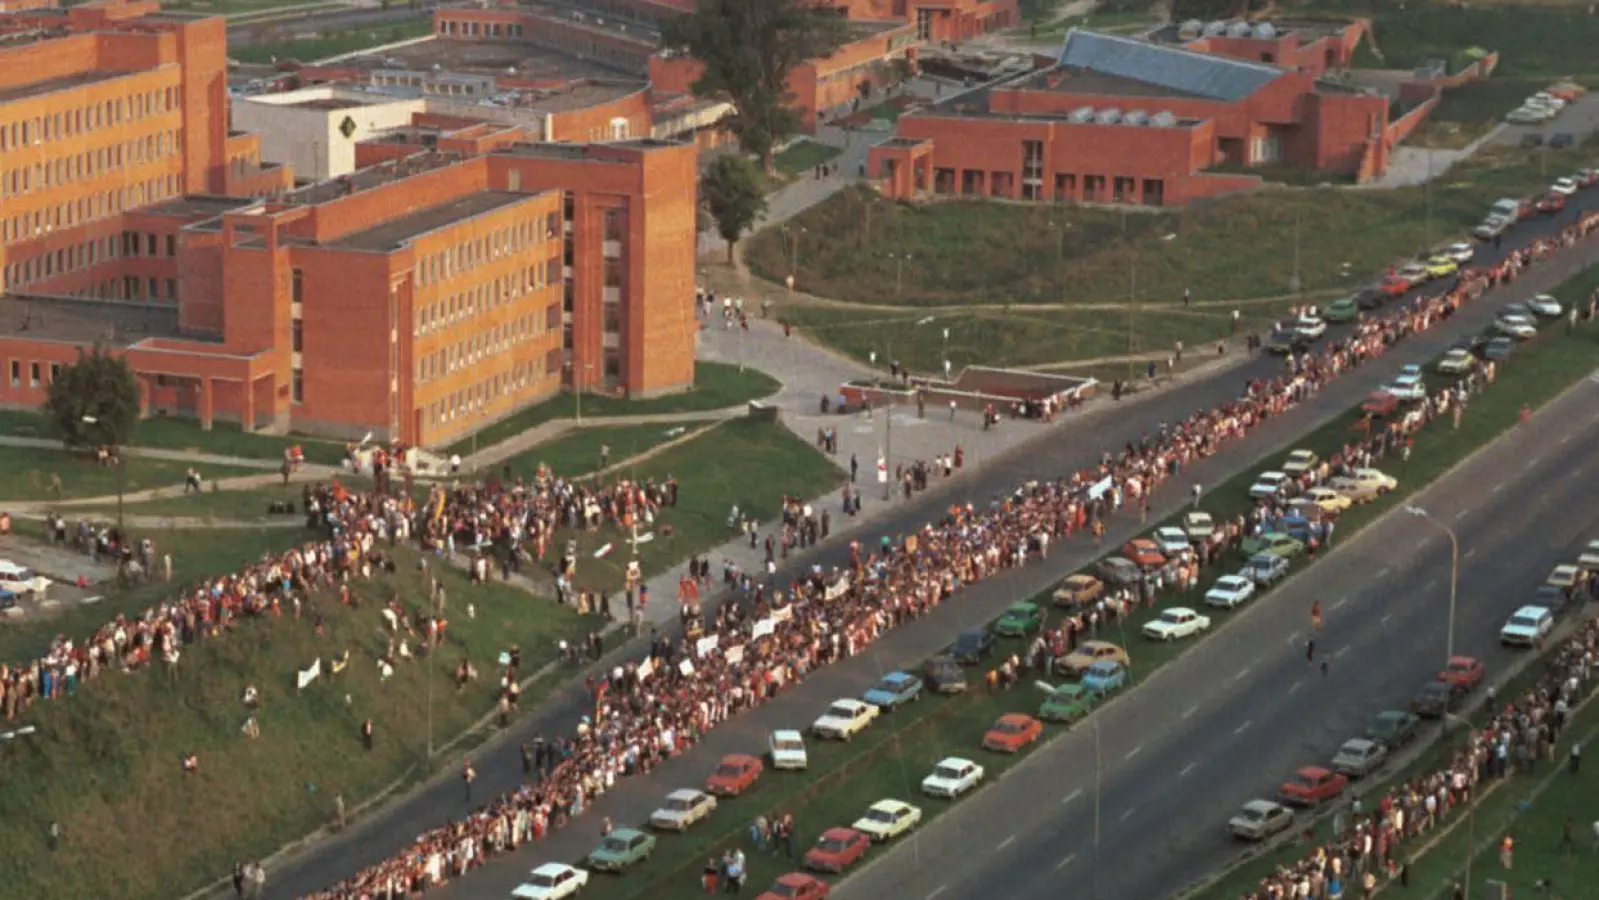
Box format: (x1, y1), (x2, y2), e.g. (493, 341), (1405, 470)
(44, 344), (140, 449)
(701, 155), (768, 264)
(663, 0), (849, 169)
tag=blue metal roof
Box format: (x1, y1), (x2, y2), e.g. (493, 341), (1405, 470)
(1057, 29), (1281, 103)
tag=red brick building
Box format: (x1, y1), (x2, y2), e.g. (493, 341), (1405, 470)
(1156, 17), (1370, 77)
(871, 28), (1427, 206)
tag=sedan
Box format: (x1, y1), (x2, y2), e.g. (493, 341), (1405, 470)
(1474, 215), (1512, 240)
(922, 655), (968, 694)
(1141, 607), (1211, 642)
(922, 757), (985, 798)
(982, 713), (1043, 753)
(1241, 532), (1305, 558)
(1435, 348), (1477, 375)
(1281, 449), (1319, 476)
(769, 729), (809, 770)
(706, 753), (764, 796)
(1501, 605), (1553, 647)
(803, 827), (869, 874)
(1439, 656), (1485, 691)
(1038, 683), (1099, 722)
(949, 628), (994, 665)
(650, 789), (718, 831)
(1229, 799), (1294, 841)
(1330, 738), (1388, 778)
(1205, 574), (1257, 610)
(1440, 241), (1476, 264)
(1294, 315), (1327, 340)
(1183, 511), (1217, 541)
(1122, 539), (1167, 568)
(1081, 660), (1128, 694)
(1579, 539), (1599, 571)
(812, 699), (879, 741)
(1096, 557), (1143, 587)
(852, 799), (922, 842)
(1053, 573), (1105, 607)
(1423, 256), (1458, 279)
(1536, 192), (1567, 215)
(1152, 526), (1192, 557)
(1244, 553), (1290, 586)
(1551, 177), (1579, 196)
(756, 873), (830, 900)
(1249, 471), (1291, 500)
(1484, 336), (1515, 361)
(1411, 680), (1464, 719)
(1384, 372), (1426, 401)
(1548, 563), (1583, 589)
(1497, 313), (1538, 338)
(994, 601), (1044, 637)
(863, 672), (923, 710)
(1055, 640), (1129, 678)
(1323, 296), (1359, 323)
(513, 863), (590, 900)
(1365, 710), (1420, 748)
(587, 827), (656, 873)
(1300, 486), (1352, 513)
(1526, 293), (1563, 317)
(1279, 766), (1348, 806)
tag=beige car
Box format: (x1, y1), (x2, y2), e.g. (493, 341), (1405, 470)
(1055, 640), (1129, 678)
(1548, 564), (1583, 590)
(1299, 486), (1351, 513)
(1053, 574), (1105, 608)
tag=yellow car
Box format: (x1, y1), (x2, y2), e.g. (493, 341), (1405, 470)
(1548, 564), (1583, 589)
(1300, 486), (1352, 513)
(1424, 256), (1459, 279)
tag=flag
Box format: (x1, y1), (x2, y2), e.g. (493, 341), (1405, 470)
(297, 658), (322, 691)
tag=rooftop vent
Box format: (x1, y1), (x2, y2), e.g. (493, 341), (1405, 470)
(1253, 22), (1277, 39)
(1202, 20), (1228, 37)
(1069, 105), (1096, 123)
(1226, 20), (1252, 38)
(1095, 108), (1121, 125)
(1150, 111), (1178, 127)
(1123, 109), (1149, 126)
(1178, 19), (1203, 40)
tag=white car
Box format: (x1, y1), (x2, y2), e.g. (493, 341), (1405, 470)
(649, 788), (718, 831)
(1152, 526), (1192, 557)
(769, 729), (808, 770)
(1474, 215), (1512, 240)
(0, 560), (51, 598)
(812, 698), (880, 741)
(1294, 315), (1327, 340)
(1204, 575), (1256, 609)
(512, 863), (590, 900)
(1436, 349), (1476, 375)
(1440, 241), (1476, 264)
(852, 799), (923, 841)
(1249, 471), (1291, 500)
(1331, 738), (1388, 778)
(1551, 177), (1579, 197)
(1496, 313), (1538, 338)
(1384, 372), (1426, 401)
(1281, 449), (1318, 476)
(922, 757), (985, 798)
(1340, 467), (1397, 493)
(1578, 540), (1599, 571)
(1229, 799), (1294, 841)
(1501, 605), (1554, 647)
(1396, 262), (1430, 283)
(1142, 607), (1212, 641)
(1526, 293), (1563, 317)
(1183, 511), (1216, 542)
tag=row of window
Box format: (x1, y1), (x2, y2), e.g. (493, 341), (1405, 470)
(2, 130), (180, 199)
(414, 214), (560, 289)
(7, 360), (61, 391)
(1, 221), (184, 293)
(415, 261), (559, 336)
(0, 84), (181, 153)
(437, 17), (524, 39)
(426, 351), (564, 429)
(416, 305), (558, 384)
(1, 173), (181, 250)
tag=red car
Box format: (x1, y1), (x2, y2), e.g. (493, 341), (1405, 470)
(1378, 275), (1413, 297)
(1439, 656), (1484, 691)
(1122, 539), (1167, 568)
(1279, 766), (1349, 806)
(756, 872), (831, 900)
(803, 827), (870, 874)
(1360, 391), (1400, 417)
(1537, 192), (1567, 214)
(983, 713), (1043, 753)
(706, 753), (763, 796)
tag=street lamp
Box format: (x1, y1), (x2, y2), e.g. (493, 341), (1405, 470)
(782, 224), (807, 289)
(880, 316), (935, 501)
(888, 252), (912, 296)
(1406, 504), (1461, 675)
(567, 360), (595, 424)
(82, 415), (124, 531)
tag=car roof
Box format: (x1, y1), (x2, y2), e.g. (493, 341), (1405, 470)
(772, 729), (803, 740)
(820, 826), (860, 838)
(667, 788), (706, 800)
(1215, 575), (1249, 586)
(1511, 605), (1550, 618)
(533, 862), (574, 876)
(1297, 765), (1332, 777)
(998, 712), (1033, 724)
(721, 752), (760, 765)
(1242, 799), (1283, 813)
(1087, 659), (1121, 671)
(936, 756), (975, 767)
(1447, 655), (1477, 666)
(870, 798), (910, 811)
(1078, 640), (1118, 651)
(881, 671), (916, 682)
(831, 698), (867, 709)
(1164, 606), (1195, 616)
(610, 826), (647, 839)
(777, 873), (816, 886)
(1341, 738), (1376, 750)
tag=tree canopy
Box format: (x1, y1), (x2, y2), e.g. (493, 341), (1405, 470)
(662, 0), (849, 168)
(701, 155), (769, 264)
(44, 344), (140, 449)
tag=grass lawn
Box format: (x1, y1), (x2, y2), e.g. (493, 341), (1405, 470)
(553, 419), (841, 594)
(0, 409), (349, 466)
(164, 0), (327, 14)
(446, 362), (779, 458)
(500, 421), (712, 481)
(0, 528), (591, 900)
(774, 141), (844, 180)
(0, 445), (264, 504)
(1360, 4), (1599, 79)
(70, 478), (374, 523)
(230, 17), (434, 65)
(575, 287), (1599, 900)
(1409, 77), (1548, 150)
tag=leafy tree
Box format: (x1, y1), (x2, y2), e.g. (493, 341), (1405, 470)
(701, 155), (769, 264)
(662, 0), (849, 169)
(44, 344), (140, 450)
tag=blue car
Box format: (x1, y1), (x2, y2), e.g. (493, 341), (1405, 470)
(863, 671), (922, 710)
(1267, 515), (1314, 543)
(1080, 660), (1127, 694)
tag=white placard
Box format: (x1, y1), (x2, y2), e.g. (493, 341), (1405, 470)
(725, 645), (744, 665)
(752, 618), (776, 639)
(695, 634), (720, 658)
(679, 659), (695, 676)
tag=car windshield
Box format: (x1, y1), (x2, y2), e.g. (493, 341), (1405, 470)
(1002, 608), (1028, 620)
(774, 736), (802, 751)
(1341, 743), (1367, 757)
(873, 677), (903, 692)
(716, 763), (744, 777)
(997, 720), (1024, 733)
(1511, 615), (1540, 628)
(770, 884), (799, 899)
(866, 808), (896, 823)
(1160, 612), (1184, 624)
(531, 873), (558, 888)
(1217, 578), (1245, 590)
(935, 764), (966, 780)
(601, 837), (628, 852)
(1240, 807), (1264, 821)
(1291, 774), (1317, 787)
(819, 836), (849, 851)
(667, 796), (696, 811)
(1447, 661), (1472, 674)
(1088, 662), (1116, 676)
(1371, 717), (1394, 734)
(827, 704), (855, 718)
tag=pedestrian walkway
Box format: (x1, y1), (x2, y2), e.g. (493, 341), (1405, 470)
(0, 433), (337, 474)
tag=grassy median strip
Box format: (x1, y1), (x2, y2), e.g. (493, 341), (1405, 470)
(578, 280), (1599, 900)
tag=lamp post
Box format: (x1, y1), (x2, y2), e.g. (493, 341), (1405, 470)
(880, 316), (935, 502)
(1092, 713), (1103, 900)
(888, 252), (912, 296)
(568, 361), (595, 424)
(782, 224), (806, 288)
(1407, 504), (1460, 718)
(82, 415), (123, 531)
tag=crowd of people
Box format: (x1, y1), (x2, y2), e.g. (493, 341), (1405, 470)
(1240, 611), (1599, 900)
(296, 210), (1599, 900)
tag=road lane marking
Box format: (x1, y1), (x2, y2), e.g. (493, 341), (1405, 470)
(1062, 788), (1083, 806)
(1120, 807), (1137, 822)
(1235, 720), (1253, 736)
(1331, 598), (1348, 611)
(1056, 853), (1077, 871)
(1561, 433), (1573, 445)
(1288, 680), (1305, 695)
(1528, 455), (1543, 466)
(1465, 548), (1478, 560)
(1233, 666), (1253, 682)
(1381, 613), (1393, 626)
(1334, 646), (1351, 659)
(1377, 567), (1391, 579)
(1425, 578), (1438, 592)
(1180, 762), (1197, 777)
(997, 835), (1016, 850)
(1182, 704), (1199, 719)
(1455, 509), (1468, 522)
(928, 887), (948, 900)
(1125, 744), (1143, 761)
(1491, 482), (1505, 494)
(1286, 630), (1301, 645)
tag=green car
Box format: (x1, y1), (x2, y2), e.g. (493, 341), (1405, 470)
(994, 601), (1043, 637)
(1239, 532), (1304, 558)
(1323, 296), (1359, 323)
(588, 827), (656, 872)
(1038, 683), (1099, 723)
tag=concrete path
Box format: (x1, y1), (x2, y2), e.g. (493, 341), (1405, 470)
(460, 407), (741, 472)
(0, 433), (341, 474)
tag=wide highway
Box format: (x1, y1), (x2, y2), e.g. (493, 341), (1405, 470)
(835, 366), (1599, 900)
(271, 192), (1599, 897)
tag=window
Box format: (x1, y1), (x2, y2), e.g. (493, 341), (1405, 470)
(167, 278), (177, 299)
(29, 362), (40, 388)
(49, 363), (60, 383)
(291, 267), (304, 304)
(8, 360), (18, 387)
(291, 319), (303, 353)
(546, 303), (560, 331)
(291, 369), (304, 403)
(603, 207), (627, 244)
(166, 234), (176, 257)
(146, 233), (157, 256)
(602, 304), (622, 334)
(603, 257), (624, 288)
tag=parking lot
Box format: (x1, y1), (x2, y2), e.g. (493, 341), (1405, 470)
(1494, 89), (1599, 149)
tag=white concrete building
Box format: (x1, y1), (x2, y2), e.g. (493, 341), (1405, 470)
(231, 87), (426, 181)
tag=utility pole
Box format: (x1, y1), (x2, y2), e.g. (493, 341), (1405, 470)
(1424, 151), (1435, 250)
(1092, 714), (1102, 900)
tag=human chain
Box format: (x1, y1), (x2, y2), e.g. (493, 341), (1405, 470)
(297, 214), (1599, 900)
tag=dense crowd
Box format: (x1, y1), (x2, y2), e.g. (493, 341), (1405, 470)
(1240, 611), (1599, 900)
(297, 211), (1599, 900)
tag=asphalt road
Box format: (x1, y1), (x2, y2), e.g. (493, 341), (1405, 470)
(269, 186), (1599, 898)
(836, 366), (1599, 900)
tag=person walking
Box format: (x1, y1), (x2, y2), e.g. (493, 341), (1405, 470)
(463, 759), (476, 803)
(1306, 638), (1316, 663)
(1311, 601), (1323, 631)
(1571, 740), (1582, 774)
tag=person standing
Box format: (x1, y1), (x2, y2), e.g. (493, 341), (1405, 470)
(463, 759), (476, 803)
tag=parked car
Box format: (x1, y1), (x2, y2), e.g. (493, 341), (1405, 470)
(949, 628), (994, 665)
(1323, 295), (1359, 323)
(812, 699), (880, 741)
(769, 730), (809, 770)
(1204, 574), (1257, 610)
(512, 863), (590, 900)
(1229, 800), (1295, 841)
(1249, 471), (1291, 500)
(1037, 683), (1099, 723)
(1294, 314), (1327, 340)
(1183, 511), (1217, 542)
(1240, 532), (1304, 558)
(1411, 680), (1465, 719)
(922, 655), (968, 694)
(1244, 553), (1290, 586)
(1141, 607), (1211, 642)
(863, 672), (923, 710)
(1279, 766), (1349, 806)
(1365, 710), (1420, 749)
(706, 753), (764, 796)
(1080, 659), (1128, 694)
(1423, 255), (1458, 279)
(1484, 336), (1516, 361)
(1053, 573), (1105, 607)
(921, 757), (985, 798)
(1536, 192), (1567, 215)
(982, 713), (1043, 753)
(1384, 372), (1426, 401)
(755, 873), (830, 900)
(1096, 557), (1143, 587)
(1055, 640), (1129, 678)
(1121, 539), (1167, 568)
(1551, 176), (1579, 196)
(1501, 605), (1554, 647)
(1436, 348), (1477, 374)
(1152, 526), (1192, 557)
(1297, 486), (1352, 513)
(803, 827), (869, 874)
(1548, 563), (1584, 589)
(1266, 328), (1309, 354)
(852, 799), (922, 843)
(1526, 293), (1563, 317)
(1330, 738), (1388, 778)
(1497, 313), (1538, 339)
(1439, 656), (1485, 691)
(1473, 215), (1512, 241)
(1281, 449), (1319, 476)
(993, 601), (1044, 637)
(1440, 241), (1476, 264)
(650, 789), (718, 831)
(587, 827), (656, 873)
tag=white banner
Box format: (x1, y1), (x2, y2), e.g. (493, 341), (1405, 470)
(824, 573), (852, 602)
(296, 658), (321, 690)
(771, 605), (793, 623)
(752, 618), (776, 639)
(679, 659), (695, 677)
(725, 645), (744, 665)
(1088, 476), (1114, 500)
(637, 656), (656, 680)
(695, 634), (720, 658)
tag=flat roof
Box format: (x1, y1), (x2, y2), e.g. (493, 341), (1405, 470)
(1030, 66), (1210, 100)
(1149, 18), (1354, 45)
(138, 195), (259, 217)
(330, 191), (532, 252)
(1057, 29), (1280, 103)
(353, 35), (634, 81)
(498, 138), (677, 162)
(284, 151), (460, 206)
(0, 69), (124, 104)
(913, 74), (1204, 127)
(0, 295), (184, 346)
(285, 97), (369, 110)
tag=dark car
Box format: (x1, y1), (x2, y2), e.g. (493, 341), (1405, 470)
(922, 655), (968, 694)
(949, 628), (994, 665)
(1411, 680), (1464, 719)
(1483, 336), (1515, 361)
(1365, 709), (1420, 748)
(1533, 584), (1571, 617)
(1551, 132), (1575, 149)
(1452, 333), (1491, 356)
(1265, 328), (1310, 355)
(1355, 288), (1386, 311)
(1522, 133), (1545, 148)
